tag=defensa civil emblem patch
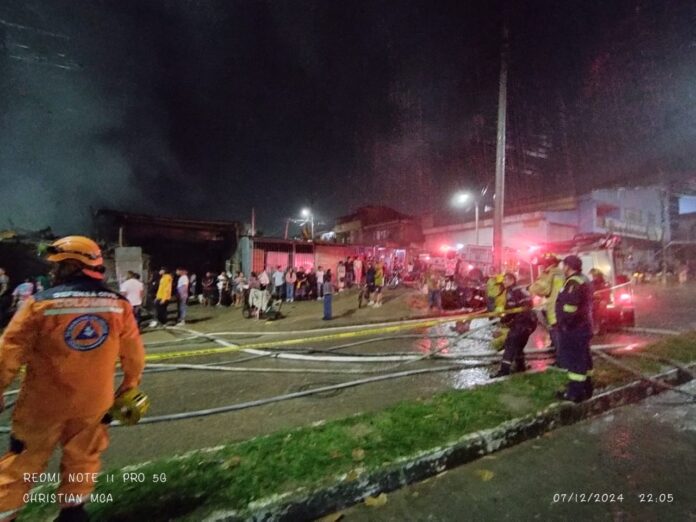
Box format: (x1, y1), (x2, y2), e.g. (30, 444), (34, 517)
(64, 315), (110, 351)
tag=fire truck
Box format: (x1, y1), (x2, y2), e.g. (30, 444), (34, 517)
(530, 234), (635, 333)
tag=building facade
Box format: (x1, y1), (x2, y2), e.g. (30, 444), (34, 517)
(334, 206), (423, 248)
(422, 186), (674, 269)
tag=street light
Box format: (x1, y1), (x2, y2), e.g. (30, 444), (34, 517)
(301, 208), (314, 240)
(452, 191), (480, 245)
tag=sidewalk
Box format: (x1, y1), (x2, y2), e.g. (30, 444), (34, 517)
(342, 379), (696, 521)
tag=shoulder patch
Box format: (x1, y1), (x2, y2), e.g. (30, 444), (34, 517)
(64, 314), (110, 351)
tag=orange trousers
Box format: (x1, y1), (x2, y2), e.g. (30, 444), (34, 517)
(0, 414), (108, 512)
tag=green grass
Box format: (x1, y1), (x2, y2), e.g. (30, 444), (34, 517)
(20, 333), (696, 521)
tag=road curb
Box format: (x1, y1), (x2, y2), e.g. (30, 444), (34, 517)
(206, 364), (694, 522)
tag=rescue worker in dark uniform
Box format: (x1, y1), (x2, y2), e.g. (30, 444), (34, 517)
(555, 255), (594, 402)
(490, 273), (538, 377)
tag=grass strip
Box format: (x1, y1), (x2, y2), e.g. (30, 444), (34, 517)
(20, 332), (696, 521)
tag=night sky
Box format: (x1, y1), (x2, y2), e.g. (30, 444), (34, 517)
(1, 0), (694, 235)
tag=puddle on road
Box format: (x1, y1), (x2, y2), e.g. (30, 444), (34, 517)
(416, 319), (500, 390)
(415, 319), (558, 390)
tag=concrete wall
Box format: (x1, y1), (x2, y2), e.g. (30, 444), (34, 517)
(589, 187), (665, 241)
(576, 197), (596, 233)
(422, 211), (579, 253)
(114, 247), (143, 286)
(315, 244), (362, 276)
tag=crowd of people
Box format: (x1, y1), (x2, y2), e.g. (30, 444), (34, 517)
(0, 268), (52, 328)
(130, 255), (415, 326)
(0, 256), (415, 328)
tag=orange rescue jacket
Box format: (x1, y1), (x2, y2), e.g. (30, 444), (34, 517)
(0, 276), (146, 421)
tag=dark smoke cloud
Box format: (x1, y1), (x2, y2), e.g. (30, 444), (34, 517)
(1, 0), (693, 237)
(0, 0), (203, 234)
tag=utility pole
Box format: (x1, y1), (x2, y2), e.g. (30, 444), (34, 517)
(493, 19), (509, 272)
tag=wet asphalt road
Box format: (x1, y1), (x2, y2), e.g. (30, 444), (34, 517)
(0, 283), (691, 472)
(631, 283), (696, 332)
(95, 330), (656, 467)
(342, 379), (696, 522)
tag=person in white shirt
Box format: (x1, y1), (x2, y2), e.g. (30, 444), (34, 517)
(189, 273), (197, 300)
(316, 266), (325, 300)
(216, 271), (228, 306)
(258, 267), (270, 290)
(176, 268), (189, 326)
(120, 271), (144, 325)
(272, 266), (285, 299)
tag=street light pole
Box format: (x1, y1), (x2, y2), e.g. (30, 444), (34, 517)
(475, 201), (480, 246)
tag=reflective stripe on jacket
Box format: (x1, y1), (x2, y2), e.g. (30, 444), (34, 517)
(555, 273), (593, 332)
(0, 277), (146, 421)
(501, 286), (537, 331)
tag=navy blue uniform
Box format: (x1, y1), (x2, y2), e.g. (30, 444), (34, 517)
(497, 286), (537, 375)
(555, 272), (594, 401)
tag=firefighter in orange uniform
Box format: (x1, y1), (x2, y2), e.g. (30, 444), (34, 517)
(0, 236), (145, 521)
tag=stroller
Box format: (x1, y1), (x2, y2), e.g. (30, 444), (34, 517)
(242, 287), (284, 320)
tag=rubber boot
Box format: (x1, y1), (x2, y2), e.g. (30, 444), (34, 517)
(513, 358), (529, 373)
(556, 381), (587, 403)
(584, 377), (594, 400)
(490, 362), (511, 379)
